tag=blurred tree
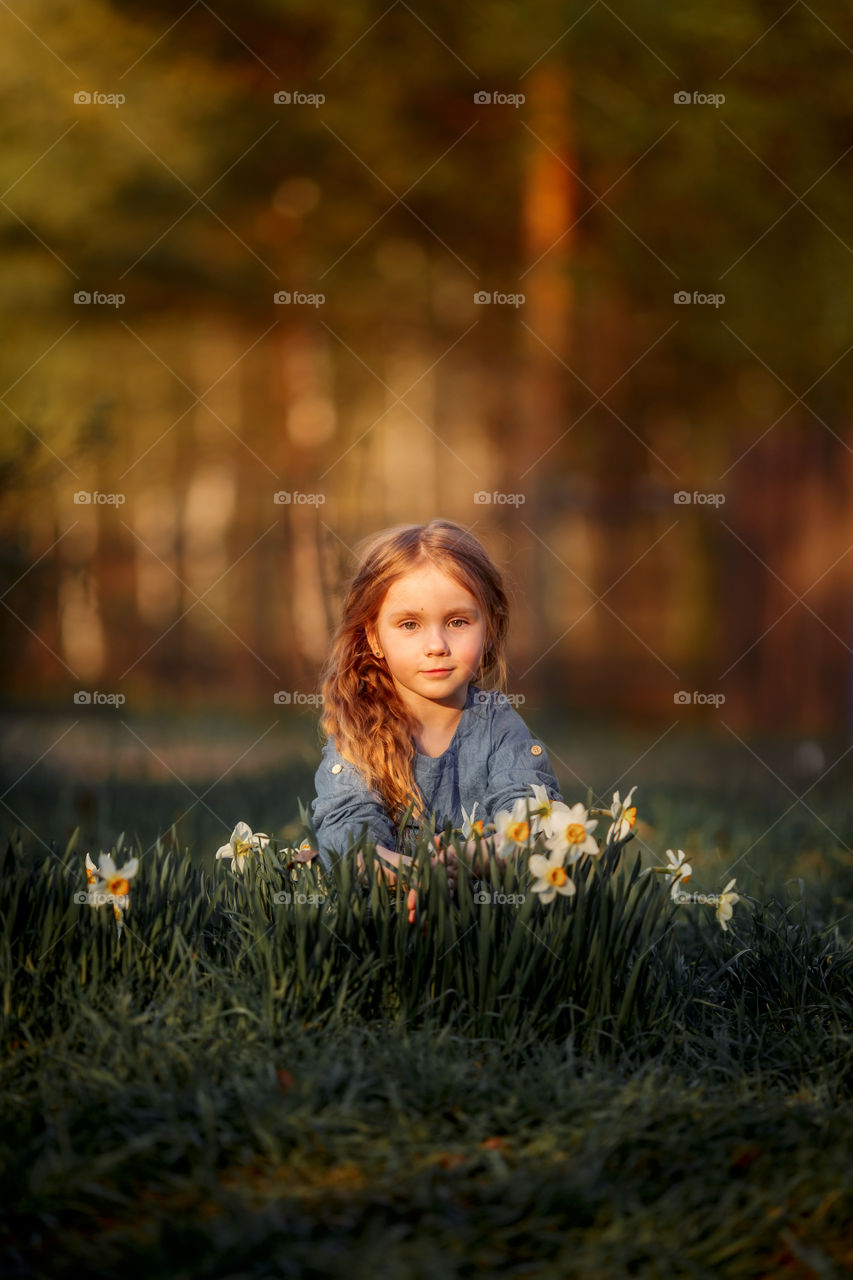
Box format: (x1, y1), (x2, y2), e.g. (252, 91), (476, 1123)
(1, 0), (852, 727)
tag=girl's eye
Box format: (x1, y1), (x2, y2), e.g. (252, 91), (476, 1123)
(398, 618), (469, 631)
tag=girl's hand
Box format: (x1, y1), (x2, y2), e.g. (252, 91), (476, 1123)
(426, 833), (507, 889)
(460, 832), (509, 879)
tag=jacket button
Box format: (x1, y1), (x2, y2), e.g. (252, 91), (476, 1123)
(530, 744), (542, 756)
(331, 763), (343, 773)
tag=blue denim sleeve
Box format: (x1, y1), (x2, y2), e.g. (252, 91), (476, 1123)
(310, 741), (398, 874)
(482, 702), (563, 825)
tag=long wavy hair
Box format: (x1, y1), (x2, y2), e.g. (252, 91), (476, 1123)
(317, 519), (511, 833)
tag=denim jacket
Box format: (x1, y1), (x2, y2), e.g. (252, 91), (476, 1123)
(310, 682), (563, 874)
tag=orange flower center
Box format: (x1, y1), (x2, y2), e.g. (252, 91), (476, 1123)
(107, 876), (129, 897)
(624, 807), (637, 827)
(565, 823), (587, 844)
(85, 868), (97, 885)
(507, 821), (530, 843)
(548, 866), (567, 887)
(472, 820), (484, 833)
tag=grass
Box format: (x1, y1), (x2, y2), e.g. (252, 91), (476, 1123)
(2, 718), (853, 1277)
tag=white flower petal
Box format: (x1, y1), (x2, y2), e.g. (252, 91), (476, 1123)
(529, 853), (552, 878)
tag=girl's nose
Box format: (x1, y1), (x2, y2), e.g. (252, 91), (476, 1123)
(424, 629), (450, 653)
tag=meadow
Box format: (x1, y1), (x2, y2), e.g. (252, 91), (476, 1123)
(2, 712), (853, 1279)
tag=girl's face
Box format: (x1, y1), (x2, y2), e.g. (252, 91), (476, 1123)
(365, 564), (487, 713)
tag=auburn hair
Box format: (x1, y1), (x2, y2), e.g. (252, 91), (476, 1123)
(317, 519), (510, 836)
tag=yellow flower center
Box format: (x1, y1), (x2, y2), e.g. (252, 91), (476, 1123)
(235, 840), (254, 858)
(565, 823), (587, 844)
(107, 876), (129, 897)
(472, 820), (484, 834)
(548, 866), (568, 887)
(85, 868), (97, 885)
(624, 807), (637, 828)
(507, 821), (530, 844)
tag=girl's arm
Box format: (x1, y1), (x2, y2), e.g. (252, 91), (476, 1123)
(354, 843), (413, 888)
(356, 842), (458, 893)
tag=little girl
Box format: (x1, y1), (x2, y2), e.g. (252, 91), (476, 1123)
(308, 518), (564, 889)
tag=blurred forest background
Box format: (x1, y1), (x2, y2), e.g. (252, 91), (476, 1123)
(2, 0), (853, 755)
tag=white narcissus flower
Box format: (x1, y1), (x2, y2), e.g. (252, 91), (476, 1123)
(84, 851), (139, 937)
(527, 784), (561, 838)
(664, 848), (692, 899)
(544, 802), (599, 864)
(459, 801), (494, 866)
(216, 821), (270, 874)
(716, 878), (739, 931)
(492, 797), (533, 859)
(460, 802), (485, 840)
(85, 851), (139, 901)
(529, 848), (576, 905)
(605, 786), (638, 846)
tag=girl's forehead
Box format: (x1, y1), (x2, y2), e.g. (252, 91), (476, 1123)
(380, 564), (477, 609)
